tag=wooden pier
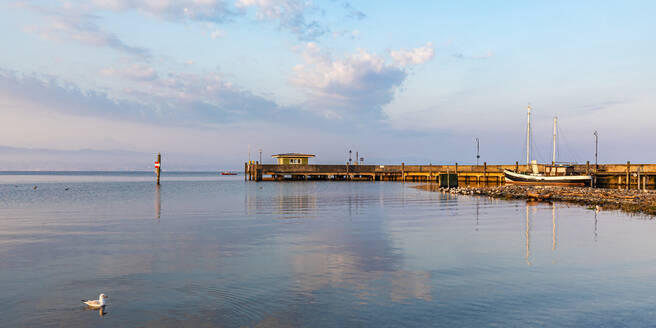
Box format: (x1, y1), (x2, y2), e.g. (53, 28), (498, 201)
(245, 161), (656, 190)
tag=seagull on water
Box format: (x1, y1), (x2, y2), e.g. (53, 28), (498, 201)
(82, 293), (108, 309)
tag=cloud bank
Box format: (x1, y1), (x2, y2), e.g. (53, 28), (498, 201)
(0, 68), (290, 126)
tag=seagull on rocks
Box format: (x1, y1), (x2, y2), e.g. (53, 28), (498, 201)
(82, 294), (108, 309)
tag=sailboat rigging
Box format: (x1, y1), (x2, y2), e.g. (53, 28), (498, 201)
(504, 106), (592, 186)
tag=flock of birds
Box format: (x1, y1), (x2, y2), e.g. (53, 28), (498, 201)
(22, 185), (69, 190)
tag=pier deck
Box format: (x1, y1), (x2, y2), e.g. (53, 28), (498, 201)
(245, 162), (656, 190)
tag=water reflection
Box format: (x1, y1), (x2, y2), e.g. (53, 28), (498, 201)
(594, 207), (600, 241)
(290, 245), (431, 303)
(244, 183), (382, 219)
(82, 305), (108, 318)
(7, 176), (656, 327)
(552, 203), (557, 251)
(475, 198), (480, 231)
(278, 194), (316, 215)
(525, 202), (558, 263)
(155, 185), (161, 219)
(525, 203), (532, 266)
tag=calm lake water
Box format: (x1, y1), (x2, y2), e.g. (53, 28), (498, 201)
(1, 172), (656, 327)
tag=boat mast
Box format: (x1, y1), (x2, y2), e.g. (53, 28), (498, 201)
(552, 116), (557, 166)
(526, 105), (531, 168)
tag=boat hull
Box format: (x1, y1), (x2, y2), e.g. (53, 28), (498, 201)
(504, 170), (591, 187)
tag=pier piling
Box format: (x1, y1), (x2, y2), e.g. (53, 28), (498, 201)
(627, 161), (631, 190)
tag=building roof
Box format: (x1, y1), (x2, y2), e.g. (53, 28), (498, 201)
(271, 153), (315, 158)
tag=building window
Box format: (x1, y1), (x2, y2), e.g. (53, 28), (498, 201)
(290, 158), (301, 164)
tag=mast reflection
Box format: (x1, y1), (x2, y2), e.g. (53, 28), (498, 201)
(552, 203), (557, 251)
(594, 206), (600, 241)
(525, 203), (531, 266)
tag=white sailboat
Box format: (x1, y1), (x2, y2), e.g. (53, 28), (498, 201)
(504, 106), (592, 187)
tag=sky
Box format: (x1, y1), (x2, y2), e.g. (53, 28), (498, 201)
(0, 0), (654, 170)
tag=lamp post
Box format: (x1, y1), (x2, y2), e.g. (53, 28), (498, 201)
(594, 131), (598, 169)
(259, 149), (262, 164)
(475, 137), (480, 166)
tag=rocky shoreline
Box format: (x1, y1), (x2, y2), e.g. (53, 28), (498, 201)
(414, 184), (656, 216)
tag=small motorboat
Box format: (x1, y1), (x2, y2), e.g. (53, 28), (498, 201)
(221, 172), (238, 176)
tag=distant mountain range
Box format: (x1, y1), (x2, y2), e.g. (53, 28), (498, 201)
(0, 146), (227, 171)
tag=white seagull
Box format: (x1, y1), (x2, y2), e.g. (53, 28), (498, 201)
(82, 293), (108, 308)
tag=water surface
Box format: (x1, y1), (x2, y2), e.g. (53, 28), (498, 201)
(1, 172), (656, 327)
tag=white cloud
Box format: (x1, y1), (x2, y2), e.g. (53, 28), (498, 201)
(210, 29), (225, 39)
(19, 2), (149, 57)
(100, 64), (158, 81)
(291, 42), (433, 119)
(235, 0), (327, 40)
(390, 42), (434, 67)
(21, 0), (355, 42)
(91, 0), (234, 22)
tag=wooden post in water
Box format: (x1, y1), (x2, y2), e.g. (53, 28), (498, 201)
(515, 161), (519, 173)
(484, 162), (487, 186)
(155, 153), (161, 185)
(637, 166), (641, 191)
(447, 166), (450, 188)
(626, 161), (631, 190)
(586, 161), (590, 175)
(402, 162), (405, 182)
(346, 162), (349, 181)
(429, 164), (432, 182)
(244, 162), (248, 181)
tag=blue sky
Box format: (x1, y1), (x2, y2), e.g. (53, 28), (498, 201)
(0, 0), (654, 169)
